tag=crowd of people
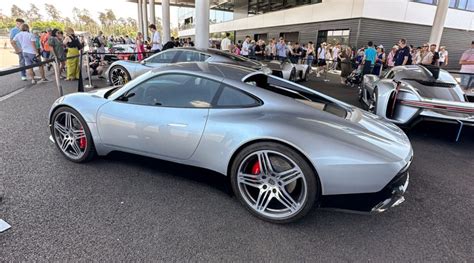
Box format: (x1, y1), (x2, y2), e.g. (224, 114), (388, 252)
(9, 18), (87, 83)
(218, 34), (473, 86)
(7, 17), (474, 88)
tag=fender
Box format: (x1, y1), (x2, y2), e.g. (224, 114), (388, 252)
(374, 79), (397, 119)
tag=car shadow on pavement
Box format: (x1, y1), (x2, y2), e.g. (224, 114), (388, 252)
(102, 151), (233, 195)
(404, 121), (474, 144)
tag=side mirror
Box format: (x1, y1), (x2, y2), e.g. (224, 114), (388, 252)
(117, 92), (135, 102)
(140, 60), (146, 65)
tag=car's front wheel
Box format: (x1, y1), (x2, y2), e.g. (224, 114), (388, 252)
(109, 65), (131, 86)
(230, 142), (318, 223)
(51, 107), (96, 163)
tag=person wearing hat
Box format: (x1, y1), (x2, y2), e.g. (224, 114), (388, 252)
(459, 41), (474, 88)
(386, 45), (398, 68)
(372, 45), (386, 76)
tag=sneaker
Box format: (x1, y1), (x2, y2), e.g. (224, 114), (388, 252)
(21, 76), (27, 81)
(31, 79), (37, 85)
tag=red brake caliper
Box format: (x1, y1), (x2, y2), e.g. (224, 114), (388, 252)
(79, 127), (87, 149)
(251, 161), (261, 175)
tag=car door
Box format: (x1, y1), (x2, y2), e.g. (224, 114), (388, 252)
(97, 73), (221, 160)
(135, 50), (179, 76)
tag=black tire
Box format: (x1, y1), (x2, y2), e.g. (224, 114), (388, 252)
(230, 142), (319, 224)
(369, 88), (378, 114)
(51, 107), (96, 163)
(303, 66), (311, 82)
(289, 68), (297, 82)
(108, 65), (131, 86)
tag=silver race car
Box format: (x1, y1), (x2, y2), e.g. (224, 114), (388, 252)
(360, 65), (474, 136)
(49, 62), (412, 223)
(265, 58), (312, 82)
(106, 48), (272, 86)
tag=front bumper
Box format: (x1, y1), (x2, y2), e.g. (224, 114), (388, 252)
(321, 167), (410, 213)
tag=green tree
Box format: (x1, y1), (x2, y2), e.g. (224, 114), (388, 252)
(11, 5), (26, 18)
(45, 4), (61, 21)
(105, 9), (116, 27)
(27, 4), (42, 22)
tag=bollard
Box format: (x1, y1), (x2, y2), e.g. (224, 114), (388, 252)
(78, 50), (84, 92)
(53, 60), (63, 97)
(84, 52), (94, 89)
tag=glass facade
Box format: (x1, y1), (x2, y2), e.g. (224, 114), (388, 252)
(317, 30), (350, 47)
(247, 0), (322, 15)
(178, 7), (234, 30)
(413, 0), (474, 11)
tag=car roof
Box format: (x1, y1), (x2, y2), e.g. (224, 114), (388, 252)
(150, 62), (257, 81)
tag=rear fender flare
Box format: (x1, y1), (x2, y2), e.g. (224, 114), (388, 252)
(375, 81), (397, 118)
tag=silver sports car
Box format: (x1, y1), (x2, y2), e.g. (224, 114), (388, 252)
(106, 47), (272, 86)
(265, 58), (311, 82)
(49, 62), (413, 223)
(360, 65), (474, 134)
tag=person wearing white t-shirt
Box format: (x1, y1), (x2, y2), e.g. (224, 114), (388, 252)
(11, 24), (47, 84)
(221, 32), (231, 52)
(149, 24), (162, 52)
(438, 46), (449, 67)
(331, 43), (340, 71)
(241, 36), (250, 57)
(316, 42), (327, 77)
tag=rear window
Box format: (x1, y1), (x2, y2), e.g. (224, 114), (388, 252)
(244, 74), (348, 118)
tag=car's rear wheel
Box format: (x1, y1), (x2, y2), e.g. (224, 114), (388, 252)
(369, 88), (378, 114)
(109, 65), (131, 86)
(230, 142), (318, 223)
(303, 66), (311, 82)
(289, 68), (297, 82)
(51, 107), (96, 163)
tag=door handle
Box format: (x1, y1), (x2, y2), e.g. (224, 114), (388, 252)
(167, 123), (188, 127)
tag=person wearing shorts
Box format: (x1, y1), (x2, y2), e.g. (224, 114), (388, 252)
(12, 24), (47, 84)
(316, 42), (327, 77)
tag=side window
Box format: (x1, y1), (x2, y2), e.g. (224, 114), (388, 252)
(384, 70), (395, 79)
(216, 86), (260, 107)
(120, 74), (221, 108)
(147, 50), (177, 63)
(176, 51), (210, 62)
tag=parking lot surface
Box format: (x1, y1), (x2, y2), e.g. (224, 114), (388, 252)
(0, 71), (473, 261)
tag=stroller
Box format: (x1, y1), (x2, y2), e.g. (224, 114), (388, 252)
(345, 67), (363, 88)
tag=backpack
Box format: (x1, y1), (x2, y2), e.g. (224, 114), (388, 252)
(93, 37), (102, 48)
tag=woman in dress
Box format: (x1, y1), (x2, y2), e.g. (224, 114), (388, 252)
(63, 27), (82, 80)
(135, 32), (145, 61)
(372, 46), (386, 76)
(339, 46), (353, 84)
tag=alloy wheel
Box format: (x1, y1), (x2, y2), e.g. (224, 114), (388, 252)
(110, 67), (129, 86)
(53, 111), (87, 160)
(237, 150), (308, 220)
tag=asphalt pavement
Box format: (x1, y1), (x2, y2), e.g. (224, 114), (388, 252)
(0, 70), (473, 261)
